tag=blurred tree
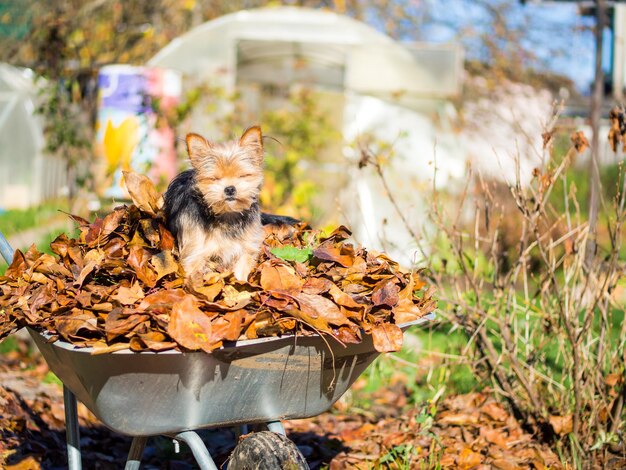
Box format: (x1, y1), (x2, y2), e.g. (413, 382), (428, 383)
(0, 2), (222, 183)
(423, 0), (583, 92)
(0, 0), (254, 203)
(0, 1), (429, 70)
(257, 88), (340, 221)
(0, 0), (425, 208)
(0, 0), (583, 214)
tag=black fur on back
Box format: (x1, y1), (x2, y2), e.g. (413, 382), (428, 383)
(164, 169), (300, 240)
(260, 213), (301, 226)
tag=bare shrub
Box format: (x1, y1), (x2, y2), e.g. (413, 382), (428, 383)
(359, 113), (626, 464)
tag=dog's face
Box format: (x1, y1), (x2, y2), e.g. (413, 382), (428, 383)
(186, 127), (264, 215)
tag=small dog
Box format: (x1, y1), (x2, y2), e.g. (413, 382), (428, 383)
(164, 127), (266, 280)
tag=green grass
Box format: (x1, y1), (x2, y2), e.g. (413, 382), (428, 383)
(42, 370), (63, 386)
(0, 221), (79, 276)
(0, 335), (19, 354)
(352, 320), (478, 411)
(379, 444), (419, 468)
(354, 289), (625, 416)
(0, 200), (74, 275)
(0, 199), (69, 237)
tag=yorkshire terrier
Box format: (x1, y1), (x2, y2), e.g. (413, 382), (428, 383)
(164, 126), (298, 281)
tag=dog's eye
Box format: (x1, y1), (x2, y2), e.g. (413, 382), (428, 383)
(241, 174), (254, 178)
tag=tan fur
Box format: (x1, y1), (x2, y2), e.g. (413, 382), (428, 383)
(177, 127), (265, 281)
(178, 216), (264, 280)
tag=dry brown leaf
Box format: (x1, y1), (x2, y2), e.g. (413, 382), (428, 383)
(129, 331), (176, 352)
(549, 414), (573, 436)
(73, 259), (99, 288)
(334, 325), (362, 344)
(313, 244), (354, 267)
(5, 455), (41, 470)
(295, 292), (349, 327)
(328, 284), (362, 310)
(605, 373), (622, 387)
(321, 225), (352, 242)
(480, 427), (509, 448)
(211, 309), (253, 342)
(438, 453), (456, 467)
(191, 279), (224, 302)
(260, 262), (303, 294)
(55, 312), (99, 342)
(90, 341), (132, 354)
(392, 299), (423, 324)
(457, 447), (482, 470)
(105, 308), (150, 342)
(302, 277), (333, 295)
(113, 282), (144, 306)
(167, 295), (218, 352)
(372, 279), (400, 307)
(122, 170), (163, 216)
(151, 250), (179, 280)
(139, 289), (186, 310)
(140, 218), (161, 248)
(127, 246), (157, 288)
(438, 411), (480, 426)
(221, 285), (254, 308)
(371, 322), (403, 352)
(481, 402), (509, 422)
(491, 459), (524, 470)
(159, 223), (175, 251)
(570, 130), (589, 154)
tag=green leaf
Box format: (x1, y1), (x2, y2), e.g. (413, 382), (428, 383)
(271, 246), (313, 263)
(42, 371), (63, 386)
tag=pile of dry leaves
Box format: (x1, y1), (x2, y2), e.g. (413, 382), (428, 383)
(0, 172), (434, 354)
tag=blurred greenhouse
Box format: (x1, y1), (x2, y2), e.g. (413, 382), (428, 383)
(0, 63), (66, 210)
(149, 6), (464, 264)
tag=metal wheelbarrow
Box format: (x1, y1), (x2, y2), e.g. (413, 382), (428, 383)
(0, 231), (434, 469)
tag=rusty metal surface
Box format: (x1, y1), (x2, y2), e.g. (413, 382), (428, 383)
(29, 314), (434, 436)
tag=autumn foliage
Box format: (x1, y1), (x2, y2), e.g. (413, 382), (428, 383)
(0, 172), (434, 354)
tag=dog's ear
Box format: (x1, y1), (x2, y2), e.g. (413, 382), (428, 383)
(186, 133), (212, 166)
(239, 126), (263, 164)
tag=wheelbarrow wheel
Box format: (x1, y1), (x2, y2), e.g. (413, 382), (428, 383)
(228, 431), (308, 470)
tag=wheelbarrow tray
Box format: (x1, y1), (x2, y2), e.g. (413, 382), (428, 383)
(29, 316), (432, 436)
(28, 315), (433, 437)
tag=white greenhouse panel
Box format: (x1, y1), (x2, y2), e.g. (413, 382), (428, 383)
(0, 63), (65, 209)
(347, 43), (462, 97)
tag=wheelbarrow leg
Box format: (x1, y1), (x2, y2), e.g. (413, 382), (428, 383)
(124, 436), (148, 470)
(63, 386), (82, 470)
(173, 431), (218, 470)
(266, 420), (286, 435)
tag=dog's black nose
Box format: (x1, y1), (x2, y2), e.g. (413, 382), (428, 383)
(224, 186), (236, 197)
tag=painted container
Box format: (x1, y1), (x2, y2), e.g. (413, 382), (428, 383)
(95, 65), (182, 198)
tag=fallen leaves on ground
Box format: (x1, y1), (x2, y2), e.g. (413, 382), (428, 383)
(0, 171), (435, 354)
(287, 388), (572, 469)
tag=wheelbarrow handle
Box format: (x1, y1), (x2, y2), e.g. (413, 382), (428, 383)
(1, 225), (85, 470)
(0, 230), (14, 265)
